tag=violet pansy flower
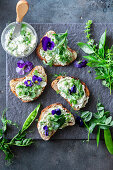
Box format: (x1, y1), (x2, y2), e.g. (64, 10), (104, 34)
(43, 125), (49, 136)
(16, 67), (24, 75)
(16, 60), (33, 75)
(52, 108), (61, 116)
(69, 85), (76, 95)
(74, 60), (87, 68)
(32, 75), (42, 84)
(17, 60), (26, 68)
(42, 36), (55, 51)
(24, 61), (33, 73)
(24, 80), (33, 87)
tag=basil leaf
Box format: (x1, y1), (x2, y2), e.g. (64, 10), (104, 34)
(77, 42), (94, 54)
(22, 104), (40, 132)
(99, 30), (106, 49)
(96, 127), (100, 147)
(104, 129), (113, 154)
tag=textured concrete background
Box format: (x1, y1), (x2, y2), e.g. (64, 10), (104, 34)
(0, 0), (113, 169)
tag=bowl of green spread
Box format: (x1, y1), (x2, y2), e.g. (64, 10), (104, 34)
(1, 22), (38, 58)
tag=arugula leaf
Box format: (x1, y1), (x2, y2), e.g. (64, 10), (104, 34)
(104, 129), (113, 154)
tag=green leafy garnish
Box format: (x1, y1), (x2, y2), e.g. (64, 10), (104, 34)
(0, 104), (40, 164)
(53, 72), (66, 78)
(104, 129), (113, 154)
(80, 102), (113, 154)
(43, 31), (72, 66)
(78, 20), (113, 94)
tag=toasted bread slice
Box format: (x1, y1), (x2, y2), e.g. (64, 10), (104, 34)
(36, 30), (77, 66)
(51, 76), (90, 111)
(10, 66), (47, 102)
(37, 103), (75, 140)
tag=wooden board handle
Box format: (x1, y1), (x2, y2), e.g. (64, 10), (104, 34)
(16, 0), (29, 23)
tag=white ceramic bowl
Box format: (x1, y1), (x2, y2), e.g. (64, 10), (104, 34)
(1, 22), (38, 58)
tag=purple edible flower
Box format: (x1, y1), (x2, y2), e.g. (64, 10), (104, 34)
(43, 125), (48, 130)
(24, 61), (33, 73)
(43, 125), (49, 136)
(42, 36), (55, 51)
(24, 80), (33, 87)
(69, 85), (76, 94)
(32, 75), (42, 84)
(17, 60), (26, 68)
(16, 67), (25, 75)
(16, 60), (33, 75)
(76, 116), (84, 127)
(52, 110), (56, 115)
(51, 108), (61, 116)
(74, 60), (87, 68)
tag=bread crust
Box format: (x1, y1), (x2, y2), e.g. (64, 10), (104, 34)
(36, 30), (77, 66)
(51, 76), (90, 111)
(10, 66), (47, 102)
(37, 103), (75, 140)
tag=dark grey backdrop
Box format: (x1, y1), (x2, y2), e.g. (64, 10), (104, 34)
(0, 0), (113, 170)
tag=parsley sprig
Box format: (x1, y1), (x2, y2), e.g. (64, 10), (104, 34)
(0, 104), (40, 164)
(78, 20), (113, 94)
(80, 102), (113, 154)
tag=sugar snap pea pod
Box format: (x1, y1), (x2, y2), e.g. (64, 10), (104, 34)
(104, 129), (113, 154)
(22, 104), (40, 132)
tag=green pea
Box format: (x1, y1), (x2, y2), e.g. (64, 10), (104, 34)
(73, 100), (77, 105)
(22, 104), (40, 132)
(64, 81), (68, 86)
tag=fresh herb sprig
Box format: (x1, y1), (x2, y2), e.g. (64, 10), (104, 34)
(80, 102), (113, 154)
(0, 104), (40, 164)
(78, 20), (113, 94)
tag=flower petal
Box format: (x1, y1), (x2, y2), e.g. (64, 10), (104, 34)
(48, 41), (55, 50)
(24, 80), (33, 87)
(17, 60), (26, 68)
(16, 67), (25, 75)
(71, 85), (76, 93)
(52, 110), (56, 115)
(43, 125), (48, 130)
(24, 61), (33, 72)
(74, 60), (87, 68)
(55, 108), (61, 115)
(42, 36), (51, 51)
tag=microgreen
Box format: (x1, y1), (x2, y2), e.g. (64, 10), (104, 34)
(53, 72), (66, 78)
(80, 102), (113, 154)
(0, 104), (40, 164)
(77, 20), (113, 94)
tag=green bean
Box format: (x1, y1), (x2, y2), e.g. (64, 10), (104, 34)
(22, 104), (40, 132)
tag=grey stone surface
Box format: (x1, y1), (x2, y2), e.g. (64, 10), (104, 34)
(1, 0), (113, 169)
(6, 23), (113, 140)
